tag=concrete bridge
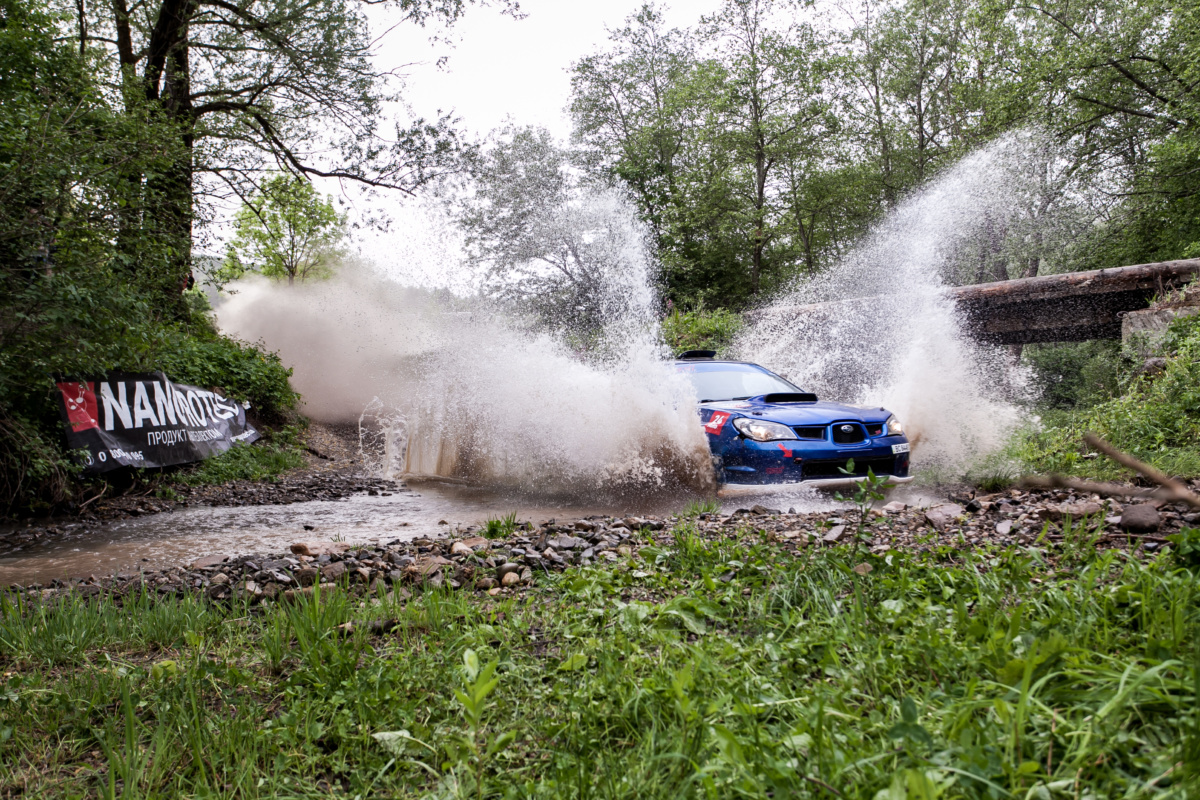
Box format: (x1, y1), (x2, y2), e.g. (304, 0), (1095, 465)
(766, 259), (1200, 346)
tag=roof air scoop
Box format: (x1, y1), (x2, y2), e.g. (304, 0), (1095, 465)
(762, 392), (818, 403)
(676, 349), (717, 360)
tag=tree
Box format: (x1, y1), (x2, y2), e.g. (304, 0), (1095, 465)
(223, 175), (346, 286)
(452, 126), (652, 338)
(65, 0), (507, 310)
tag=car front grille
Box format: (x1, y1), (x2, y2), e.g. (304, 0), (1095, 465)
(793, 426), (825, 440)
(802, 456), (896, 479)
(831, 423), (866, 444)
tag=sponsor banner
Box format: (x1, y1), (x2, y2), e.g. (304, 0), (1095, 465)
(55, 373), (259, 473)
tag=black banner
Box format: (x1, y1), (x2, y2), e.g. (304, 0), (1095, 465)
(55, 373), (260, 473)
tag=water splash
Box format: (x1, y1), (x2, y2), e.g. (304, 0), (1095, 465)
(737, 134), (1042, 470)
(219, 191), (717, 499)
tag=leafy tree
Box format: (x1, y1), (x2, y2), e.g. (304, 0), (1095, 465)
(223, 175), (347, 286)
(65, 0), (509, 310)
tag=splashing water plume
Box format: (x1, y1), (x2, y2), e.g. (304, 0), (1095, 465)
(219, 191), (717, 499)
(738, 134), (1038, 469)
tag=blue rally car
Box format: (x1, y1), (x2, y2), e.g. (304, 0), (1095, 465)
(675, 351), (912, 486)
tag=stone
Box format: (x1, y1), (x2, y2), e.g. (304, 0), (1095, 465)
(461, 536), (490, 551)
(487, 587), (502, 596)
(750, 504), (779, 515)
(282, 586), (316, 603)
(210, 572), (230, 585)
(476, 577), (497, 590)
(295, 567), (319, 587)
(822, 525), (846, 543)
(924, 503), (964, 531)
(191, 555), (226, 569)
(617, 545), (632, 557)
(548, 535), (586, 550)
(290, 541), (352, 557)
(574, 519), (597, 531)
(496, 562), (522, 581)
(852, 563), (873, 575)
(520, 567), (533, 583)
(995, 520), (1013, 536)
(321, 561), (347, 582)
(355, 567), (371, 583)
(881, 501), (907, 513)
(450, 541), (472, 556)
(1051, 501), (1104, 521)
(500, 571), (521, 588)
(206, 584), (230, 600)
(426, 572), (445, 589)
(1119, 504), (1161, 533)
(241, 580), (261, 596)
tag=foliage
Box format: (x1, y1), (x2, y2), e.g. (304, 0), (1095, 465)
(660, 307), (743, 356)
(0, 533), (1195, 797)
(1020, 340), (1130, 410)
(221, 175), (347, 287)
(168, 426), (305, 487)
(1014, 313), (1200, 478)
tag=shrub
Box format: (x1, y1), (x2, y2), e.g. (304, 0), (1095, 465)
(661, 307), (742, 356)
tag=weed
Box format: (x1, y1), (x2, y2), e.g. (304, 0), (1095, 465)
(483, 512), (519, 539)
(681, 498), (720, 518)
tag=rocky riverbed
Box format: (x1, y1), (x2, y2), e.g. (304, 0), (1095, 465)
(5, 485), (1192, 601)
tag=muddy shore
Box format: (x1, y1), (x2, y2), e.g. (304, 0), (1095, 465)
(4, 485), (1191, 598)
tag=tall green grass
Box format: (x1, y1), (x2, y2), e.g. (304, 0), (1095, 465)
(0, 535), (1195, 798)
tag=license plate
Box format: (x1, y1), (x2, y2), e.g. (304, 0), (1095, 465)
(892, 443), (910, 454)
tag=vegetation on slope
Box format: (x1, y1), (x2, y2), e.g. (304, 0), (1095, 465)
(1016, 313), (1200, 478)
(1, 527), (1196, 798)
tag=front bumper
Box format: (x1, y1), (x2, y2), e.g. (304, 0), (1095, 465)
(716, 436), (911, 485)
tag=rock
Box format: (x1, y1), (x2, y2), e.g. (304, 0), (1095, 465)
(1184, 512), (1200, 525)
(822, 525), (846, 543)
(295, 567), (319, 586)
(1051, 501), (1104, 521)
(290, 541), (351, 557)
(520, 567), (533, 583)
(426, 572), (445, 589)
(500, 571), (520, 587)
(881, 501), (907, 513)
(354, 567), (371, 583)
(476, 577), (497, 590)
(496, 562), (522, 581)
(1119, 504), (1161, 533)
(750, 504), (779, 515)
(852, 563), (873, 575)
(206, 584), (229, 600)
(450, 541), (472, 556)
(488, 587), (502, 596)
(617, 545), (632, 557)
(283, 586), (316, 602)
(995, 520), (1013, 536)
(461, 536), (490, 551)
(548, 535), (586, 550)
(240, 580), (261, 596)
(210, 572), (230, 585)
(924, 503), (964, 531)
(321, 561), (347, 582)
(411, 556), (453, 576)
(574, 520), (597, 532)
(191, 555), (226, 569)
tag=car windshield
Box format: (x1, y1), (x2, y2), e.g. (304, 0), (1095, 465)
(675, 362), (800, 402)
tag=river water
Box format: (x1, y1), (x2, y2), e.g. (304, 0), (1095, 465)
(0, 479), (950, 586)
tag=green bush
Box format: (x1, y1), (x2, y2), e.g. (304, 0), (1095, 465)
(661, 307), (743, 356)
(1015, 313), (1200, 477)
(169, 426), (305, 486)
(1021, 340), (1129, 410)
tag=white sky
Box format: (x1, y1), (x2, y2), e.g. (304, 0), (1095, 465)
(330, 0), (717, 285)
(372, 0), (716, 141)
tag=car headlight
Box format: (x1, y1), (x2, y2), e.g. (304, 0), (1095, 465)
(733, 417), (796, 442)
(886, 415), (903, 435)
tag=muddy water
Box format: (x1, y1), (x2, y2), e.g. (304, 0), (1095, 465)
(0, 481), (943, 586)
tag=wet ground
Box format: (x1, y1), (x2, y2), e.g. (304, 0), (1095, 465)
(0, 475), (951, 586)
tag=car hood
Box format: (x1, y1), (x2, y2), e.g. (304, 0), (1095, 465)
(702, 396), (891, 425)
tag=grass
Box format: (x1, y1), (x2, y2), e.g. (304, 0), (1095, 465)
(1, 528), (1197, 798)
(1014, 313), (1200, 480)
(167, 425), (307, 487)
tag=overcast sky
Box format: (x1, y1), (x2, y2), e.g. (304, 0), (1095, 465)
(372, 0), (714, 141)
(321, 0), (715, 284)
